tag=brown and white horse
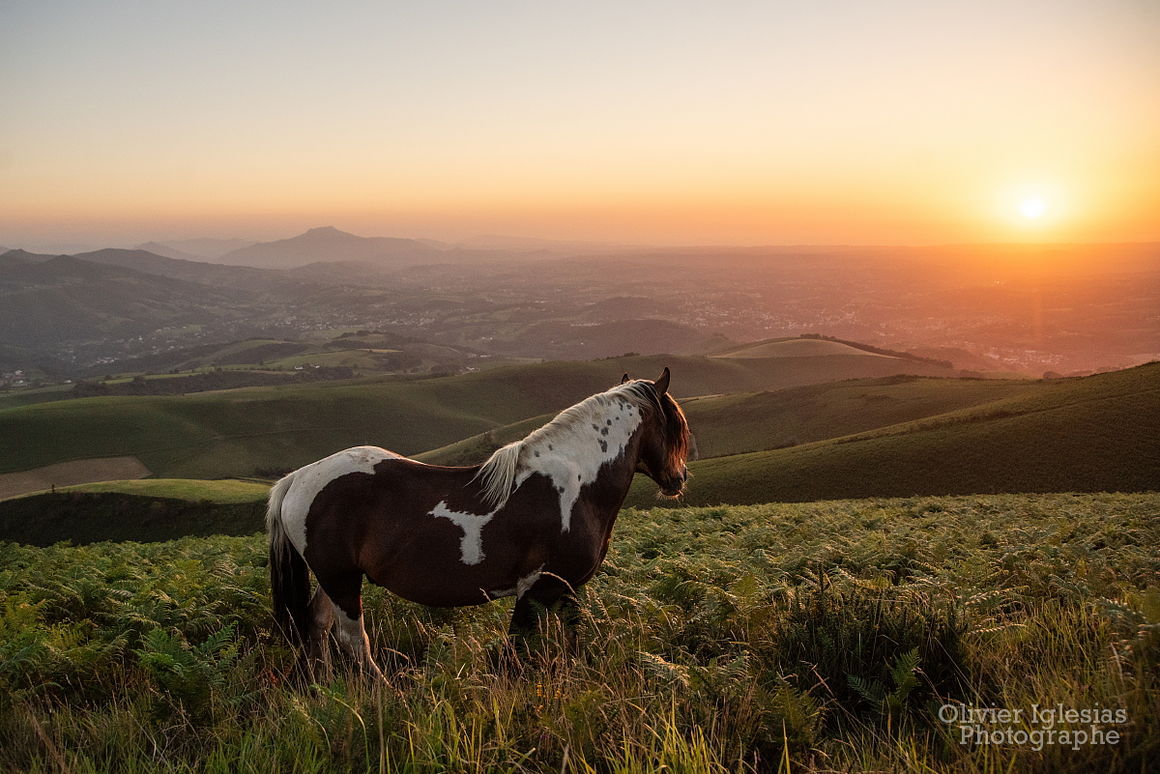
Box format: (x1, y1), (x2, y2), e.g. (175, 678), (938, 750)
(267, 368), (691, 675)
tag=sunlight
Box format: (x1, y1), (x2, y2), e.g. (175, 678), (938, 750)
(988, 181), (1072, 238)
(1020, 197), (1048, 219)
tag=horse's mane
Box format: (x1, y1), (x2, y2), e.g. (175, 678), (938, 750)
(473, 380), (662, 510)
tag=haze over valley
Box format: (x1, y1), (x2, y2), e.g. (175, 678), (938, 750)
(3, 227), (1156, 389)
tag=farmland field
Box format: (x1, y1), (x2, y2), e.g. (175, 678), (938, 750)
(1, 492), (1156, 772)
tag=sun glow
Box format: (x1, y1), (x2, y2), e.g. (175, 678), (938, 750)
(988, 181), (1074, 239)
(1020, 197), (1048, 219)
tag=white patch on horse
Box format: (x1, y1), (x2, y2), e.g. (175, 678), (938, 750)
(280, 445), (399, 553)
(429, 501), (500, 565)
(516, 565), (545, 598)
(485, 564), (544, 601)
(473, 382), (652, 532)
(527, 399), (642, 532)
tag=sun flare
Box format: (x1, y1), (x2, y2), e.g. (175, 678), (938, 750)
(1020, 197), (1048, 219)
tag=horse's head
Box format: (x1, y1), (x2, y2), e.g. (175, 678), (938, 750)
(626, 367), (692, 497)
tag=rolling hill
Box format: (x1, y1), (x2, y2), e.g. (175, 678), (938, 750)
(0, 350), (964, 485)
(0, 478), (268, 545)
(624, 362), (1160, 506)
(72, 248), (294, 291)
(2, 364), (1154, 540)
(419, 374), (1040, 465)
(0, 255), (252, 346)
(714, 337), (893, 359)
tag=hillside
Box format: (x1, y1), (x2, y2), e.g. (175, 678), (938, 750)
(714, 337), (893, 359)
(0, 255), (252, 346)
(0, 351), (963, 483)
(0, 479), (267, 545)
(420, 374), (1039, 465)
(625, 362), (1160, 506)
(74, 248), (293, 290)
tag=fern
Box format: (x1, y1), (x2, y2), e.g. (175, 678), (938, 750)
(847, 674), (885, 706)
(847, 647), (921, 719)
(134, 622), (239, 716)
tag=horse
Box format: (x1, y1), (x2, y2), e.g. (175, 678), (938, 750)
(266, 367), (692, 676)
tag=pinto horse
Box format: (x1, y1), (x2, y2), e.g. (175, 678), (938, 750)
(267, 368), (691, 675)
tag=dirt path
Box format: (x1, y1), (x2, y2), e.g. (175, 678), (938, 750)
(0, 457), (151, 500)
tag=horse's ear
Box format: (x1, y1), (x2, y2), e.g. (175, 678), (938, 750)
(653, 366), (670, 395)
(620, 373), (630, 384)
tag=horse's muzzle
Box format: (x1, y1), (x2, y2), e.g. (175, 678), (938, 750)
(659, 470), (687, 497)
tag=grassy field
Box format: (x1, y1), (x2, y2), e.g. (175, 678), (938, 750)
(36, 478), (270, 503)
(0, 493), (1155, 772)
(626, 363), (1160, 507)
(0, 352), (963, 481)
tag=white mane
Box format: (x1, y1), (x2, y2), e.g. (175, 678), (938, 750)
(473, 380), (657, 510)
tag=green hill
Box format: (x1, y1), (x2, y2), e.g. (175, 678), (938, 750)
(0, 479), (268, 545)
(626, 362), (1160, 506)
(419, 375), (1037, 465)
(713, 337), (894, 359)
(0, 349), (962, 482)
(4, 365), (1155, 543)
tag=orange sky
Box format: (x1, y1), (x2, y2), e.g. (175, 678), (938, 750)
(2, 1), (1158, 250)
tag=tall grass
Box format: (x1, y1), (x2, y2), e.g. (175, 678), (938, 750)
(1, 493), (1156, 772)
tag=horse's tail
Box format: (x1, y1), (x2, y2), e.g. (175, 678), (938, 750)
(267, 473), (310, 647)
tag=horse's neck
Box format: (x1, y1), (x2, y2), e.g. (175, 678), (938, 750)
(523, 393), (644, 474)
(518, 394), (647, 531)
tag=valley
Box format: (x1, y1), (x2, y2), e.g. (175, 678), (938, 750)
(3, 233), (1158, 385)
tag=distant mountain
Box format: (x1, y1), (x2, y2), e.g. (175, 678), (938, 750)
(0, 255), (250, 346)
(140, 238), (256, 261)
(218, 226), (447, 269)
(0, 249), (57, 265)
(0, 252), (30, 271)
(135, 242), (205, 262)
(74, 248), (297, 291)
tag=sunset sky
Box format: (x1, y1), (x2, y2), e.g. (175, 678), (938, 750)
(3, 0), (1158, 250)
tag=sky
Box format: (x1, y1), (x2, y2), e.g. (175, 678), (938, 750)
(2, 0), (1158, 250)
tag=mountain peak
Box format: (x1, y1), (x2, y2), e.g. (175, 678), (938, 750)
(217, 227), (440, 268)
(303, 226), (350, 237)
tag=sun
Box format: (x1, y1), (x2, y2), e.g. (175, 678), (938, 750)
(1020, 197), (1048, 219)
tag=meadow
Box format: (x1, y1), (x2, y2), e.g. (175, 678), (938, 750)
(1, 492), (1156, 772)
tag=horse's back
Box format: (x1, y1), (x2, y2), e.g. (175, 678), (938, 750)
(277, 446), (403, 551)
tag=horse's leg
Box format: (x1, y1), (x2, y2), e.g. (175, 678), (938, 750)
(508, 575), (577, 639)
(321, 572), (384, 679)
(306, 587), (336, 673)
